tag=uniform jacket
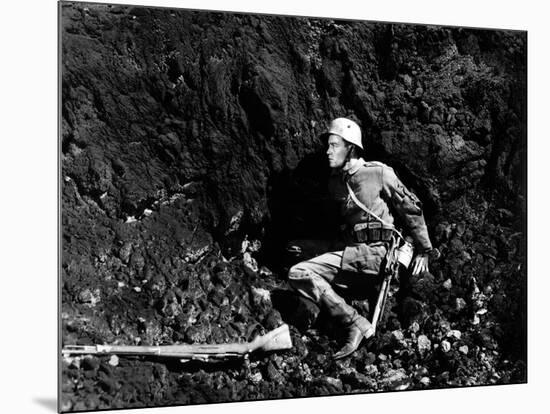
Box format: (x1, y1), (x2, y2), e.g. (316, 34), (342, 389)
(328, 158), (433, 275)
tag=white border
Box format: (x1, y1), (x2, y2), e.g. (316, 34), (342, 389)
(2, 0), (545, 413)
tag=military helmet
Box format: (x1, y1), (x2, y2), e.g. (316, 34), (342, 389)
(327, 117), (363, 149)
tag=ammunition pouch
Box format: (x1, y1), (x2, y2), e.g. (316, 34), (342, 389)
(352, 222), (395, 243)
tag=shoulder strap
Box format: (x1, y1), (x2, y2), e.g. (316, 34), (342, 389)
(345, 182), (390, 226)
(346, 181), (405, 241)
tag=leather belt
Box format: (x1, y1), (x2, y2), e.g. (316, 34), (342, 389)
(352, 222), (394, 243)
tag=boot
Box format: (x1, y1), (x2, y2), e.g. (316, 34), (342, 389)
(319, 287), (375, 360)
(333, 316), (375, 360)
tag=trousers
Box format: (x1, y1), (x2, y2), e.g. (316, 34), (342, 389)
(287, 240), (386, 328)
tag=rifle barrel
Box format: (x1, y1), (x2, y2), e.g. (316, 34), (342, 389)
(62, 324), (292, 359)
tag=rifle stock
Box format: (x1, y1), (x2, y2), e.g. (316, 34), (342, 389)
(62, 324), (292, 363)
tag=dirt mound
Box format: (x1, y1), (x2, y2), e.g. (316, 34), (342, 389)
(60, 3), (526, 411)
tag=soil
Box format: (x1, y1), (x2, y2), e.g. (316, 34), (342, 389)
(60, 2), (526, 412)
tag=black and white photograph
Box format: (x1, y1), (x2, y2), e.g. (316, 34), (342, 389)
(57, 0), (529, 412)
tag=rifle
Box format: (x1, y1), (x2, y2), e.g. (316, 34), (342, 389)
(62, 324), (292, 363)
(371, 236), (440, 332)
(371, 235), (413, 332)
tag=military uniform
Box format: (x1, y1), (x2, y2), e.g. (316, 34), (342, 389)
(288, 157), (432, 336)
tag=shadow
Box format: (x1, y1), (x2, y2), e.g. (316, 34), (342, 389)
(260, 149), (340, 274)
(33, 397), (57, 412)
(271, 288), (320, 332)
(156, 355), (248, 373)
(83, 354), (250, 374)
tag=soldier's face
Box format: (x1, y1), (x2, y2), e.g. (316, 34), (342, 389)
(326, 134), (350, 169)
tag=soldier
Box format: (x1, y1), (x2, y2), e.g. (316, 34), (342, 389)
(287, 117), (433, 359)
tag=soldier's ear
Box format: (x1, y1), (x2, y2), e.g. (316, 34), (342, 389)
(350, 144), (363, 158)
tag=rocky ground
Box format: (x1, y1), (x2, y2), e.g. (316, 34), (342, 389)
(60, 2), (526, 412)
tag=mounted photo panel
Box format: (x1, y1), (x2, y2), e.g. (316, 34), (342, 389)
(59, 1), (527, 412)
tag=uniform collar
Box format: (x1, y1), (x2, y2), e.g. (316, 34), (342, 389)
(343, 157), (365, 176)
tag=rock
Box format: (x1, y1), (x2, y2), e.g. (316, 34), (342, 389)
(417, 335), (432, 355)
(324, 377), (343, 389)
(340, 370), (371, 388)
(259, 266), (273, 277)
(265, 362), (284, 383)
(379, 368), (410, 390)
(243, 252), (258, 274)
(413, 366), (428, 379)
(78, 288), (101, 306)
(272, 355), (284, 369)
(130, 252), (145, 272)
(82, 356), (99, 371)
(378, 353), (388, 361)
(226, 210), (244, 234)
(477, 328), (498, 350)
(184, 245), (210, 263)
(108, 355), (119, 366)
(241, 237), (262, 253)
(443, 279), (452, 290)
(400, 74), (413, 88)
(497, 208), (514, 219)
(436, 371), (450, 384)
(364, 352), (376, 365)
(455, 297), (467, 311)
(435, 222), (452, 242)
(263, 310), (283, 330)
(456, 222), (466, 236)
(402, 297), (429, 326)
(119, 242), (133, 263)
(78, 288), (92, 303)
(459, 345), (469, 355)
(438, 320), (451, 333)
(409, 321), (420, 333)
(391, 329), (405, 341)
(248, 372), (263, 384)
(420, 377), (431, 386)
(377, 331), (393, 349)
(98, 375), (117, 393)
(251, 287), (271, 305)
(447, 330), (462, 340)
(59, 399), (73, 412)
(300, 363), (313, 382)
(66, 356), (81, 369)
(441, 340), (451, 353)
(391, 330), (407, 348)
(364, 364), (378, 376)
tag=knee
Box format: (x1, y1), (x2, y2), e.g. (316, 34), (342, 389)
(287, 264), (305, 282)
(288, 264), (319, 292)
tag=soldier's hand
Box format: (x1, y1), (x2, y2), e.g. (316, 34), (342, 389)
(411, 254), (429, 276)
